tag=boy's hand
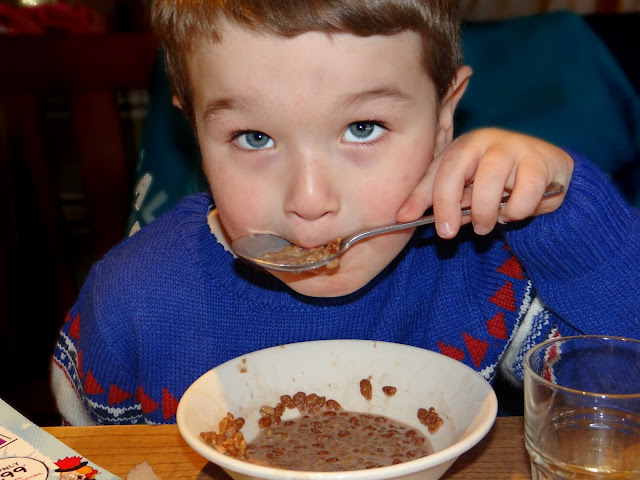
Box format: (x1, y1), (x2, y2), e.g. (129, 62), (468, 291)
(396, 128), (574, 238)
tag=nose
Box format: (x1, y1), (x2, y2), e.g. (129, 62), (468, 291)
(283, 153), (339, 222)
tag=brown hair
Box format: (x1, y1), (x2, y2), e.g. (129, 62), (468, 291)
(152, 0), (463, 125)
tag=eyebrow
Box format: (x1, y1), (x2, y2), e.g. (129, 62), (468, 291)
(334, 87), (412, 110)
(201, 86), (412, 124)
(202, 96), (258, 124)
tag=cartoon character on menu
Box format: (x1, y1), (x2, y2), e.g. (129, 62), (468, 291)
(54, 456), (99, 480)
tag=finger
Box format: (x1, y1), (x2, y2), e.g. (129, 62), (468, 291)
(499, 154), (572, 224)
(533, 188), (567, 216)
(431, 137), (484, 238)
(498, 160), (551, 224)
(468, 148), (515, 235)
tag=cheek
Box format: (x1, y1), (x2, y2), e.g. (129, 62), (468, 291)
(389, 138), (435, 198)
(207, 166), (275, 238)
(361, 153), (431, 220)
(214, 192), (253, 237)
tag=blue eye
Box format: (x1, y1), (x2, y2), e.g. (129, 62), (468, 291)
(234, 131), (275, 150)
(343, 121), (386, 143)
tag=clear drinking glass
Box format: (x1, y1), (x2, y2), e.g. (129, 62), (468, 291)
(524, 335), (640, 479)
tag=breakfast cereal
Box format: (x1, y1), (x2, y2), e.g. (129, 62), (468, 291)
(200, 389), (444, 472)
(260, 238), (341, 269)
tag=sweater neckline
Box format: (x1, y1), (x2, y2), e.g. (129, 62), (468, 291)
(176, 193), (401, 307)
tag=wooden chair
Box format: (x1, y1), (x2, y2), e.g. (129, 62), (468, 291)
(0, 33), (158, 422)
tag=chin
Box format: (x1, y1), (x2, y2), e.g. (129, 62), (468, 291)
(270, 244), (400, 298)
(269, 232), (412, 298)
(273, 269), (360, 297)
(273, 267), (374, 298)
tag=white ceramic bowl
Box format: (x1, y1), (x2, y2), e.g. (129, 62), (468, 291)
(177, 340), (497, 480)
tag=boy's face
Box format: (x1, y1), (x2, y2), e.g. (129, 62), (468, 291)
(186, 22), (462, 297)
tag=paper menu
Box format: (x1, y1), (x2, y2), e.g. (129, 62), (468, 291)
(0, 398), (122, 480)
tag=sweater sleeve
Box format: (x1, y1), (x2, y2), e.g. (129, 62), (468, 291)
(502, 151), (640, 337)
(51, 261), (144, 425)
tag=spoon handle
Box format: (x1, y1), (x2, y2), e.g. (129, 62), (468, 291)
(343, 182), (565, 248)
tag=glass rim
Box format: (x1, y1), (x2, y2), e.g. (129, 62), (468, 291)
(523, 334), (640, 398)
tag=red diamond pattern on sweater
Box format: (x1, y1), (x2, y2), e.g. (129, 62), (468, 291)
(489, 281), (516, 312)
(69, 314), (81, 340)
(108, 384), (133, 405)
(462, 332), (489, 368)
(162, 388), (179, 421)
(437, 342), (465, 362)
(84, 371), (104, 395)
(136, 387), (159, 414)
(497, 256), (525, 280)
(486, 312), (507, 340)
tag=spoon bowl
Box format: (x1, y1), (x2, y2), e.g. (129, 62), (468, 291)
(232, 182), (564, 273)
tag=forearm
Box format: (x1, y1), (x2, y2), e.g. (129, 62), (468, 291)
(50, 359), (96, 426)
(502, 152), (640, 334)
(50, 265), (143, 425)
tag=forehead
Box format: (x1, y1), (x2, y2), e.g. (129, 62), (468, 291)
(186, 22), (435, 117)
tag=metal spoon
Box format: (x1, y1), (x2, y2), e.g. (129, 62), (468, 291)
(232, 182), (565, 273)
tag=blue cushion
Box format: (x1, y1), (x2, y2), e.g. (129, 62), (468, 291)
(457, 11), (640, 182)
(127, 53), (207, 235)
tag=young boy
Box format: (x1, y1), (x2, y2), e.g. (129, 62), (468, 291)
(52, 0), (640, 425)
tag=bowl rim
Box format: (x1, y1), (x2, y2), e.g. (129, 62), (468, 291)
(177, 339), (498, 479)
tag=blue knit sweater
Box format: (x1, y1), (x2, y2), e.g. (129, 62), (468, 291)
(52, 153), (640, 424)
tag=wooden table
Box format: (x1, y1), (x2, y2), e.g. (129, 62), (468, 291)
(44, 417), (531, 479)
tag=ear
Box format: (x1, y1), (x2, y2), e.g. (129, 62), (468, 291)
(172, 94), (183, 109)
(434, 66), (472, 156)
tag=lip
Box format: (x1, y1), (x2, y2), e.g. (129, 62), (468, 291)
(293, 239), (337, 250)
(246, 229), (340, 251)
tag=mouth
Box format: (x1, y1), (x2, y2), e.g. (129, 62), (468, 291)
(282, 235), (341, 250)
(246, 228), (330, 250)
(259, 237), (342, 270)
